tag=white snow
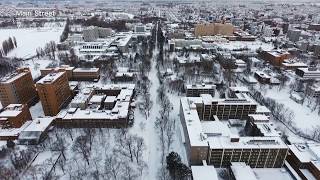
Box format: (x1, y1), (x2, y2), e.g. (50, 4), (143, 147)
(29, 102), (45, 119)
(0, 22), (64, 59)
(264, 86), (320, 131)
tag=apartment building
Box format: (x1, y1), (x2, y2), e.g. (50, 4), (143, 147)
(185, 84), (216, 97)
(194, 23), (234, 37)
(36, 72), (71, 116)
(180, 96), (288, 167)
(296, 67), (320, 80)
(0, 104), (31, 128)
(260, 50), (291, 66)
(0, 68), (38, 107)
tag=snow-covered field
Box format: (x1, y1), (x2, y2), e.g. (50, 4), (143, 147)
(216, 40), (274, 51)
(0, 22), (64, 58)
(23, 58), (56, 79)
(264, 86), (320, 132)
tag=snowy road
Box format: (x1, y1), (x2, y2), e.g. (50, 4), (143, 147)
(145, 21), (161, 180)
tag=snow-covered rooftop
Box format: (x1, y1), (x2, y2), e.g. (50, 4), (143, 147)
(191, 165), (219, 180)
(37, 72), (65, 84)
(230, 162), (258, 180)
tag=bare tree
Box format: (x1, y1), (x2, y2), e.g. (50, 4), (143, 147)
(72, 135), (91, 165)
(104, 155), (122, 180)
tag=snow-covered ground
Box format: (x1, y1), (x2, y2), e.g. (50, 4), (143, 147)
(216, 40), (273, 51)
(263, 86), (320, 132)
(23, 58), (56, 79)
(29, 102), (45, 119)
(0, 22), (64, 59)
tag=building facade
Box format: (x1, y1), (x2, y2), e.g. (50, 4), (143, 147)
(185, 84), (216, 97)
(0, 104), (31, 128)
(195, 23), (234, 37)
(36, 72), (71, 116)
(0, 68), (38, 107)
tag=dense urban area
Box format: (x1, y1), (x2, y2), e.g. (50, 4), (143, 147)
(0, 0), (320, 180)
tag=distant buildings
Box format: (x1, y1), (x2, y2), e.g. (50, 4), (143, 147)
(169, 39), (202, 50)
(296, 67), (320, 80)
(287, 29), (301, 42)
(0, 68), (38, 107)
(83, 26), (113, 42)
(134, 25), (146, 33)
(0, 104), (31, 128)
(260, 50), (291, 66)
(72, 68), (100, 81)
(194, 23), (234, 37)
(36, 72), (72, 116)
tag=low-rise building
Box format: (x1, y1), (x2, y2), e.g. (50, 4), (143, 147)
(72, 68), (100, 81)
(287, 142), (320, 180)
(191, 162), (219, 180)
(56, 84), (135, 128)
(254, 71), (271, 84)
(0, 104), (31, 128)
(296, 67), (320, 80)
(229, 162), (258, 180)
(194, 23), (234, 37)
(282, 60), (308, 70)
(260, 50), (291, 66)
(41, 66), (100, 81)
(306, 85), (320, 98)
(18, 117), (54, 145)
(185, 84), (216, 97)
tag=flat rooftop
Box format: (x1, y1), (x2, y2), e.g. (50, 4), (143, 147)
(0, 71), (28, 84)
(22, 117), (54, 132)
(181, 96), (286, 149)
(186, 84), (216, 89)
(37, 72), (65, 84)
(0, 104), (25, 117)
(191, 165), (218, 180)
(73, 68), (100, 73)
(231, 162), (257, 180)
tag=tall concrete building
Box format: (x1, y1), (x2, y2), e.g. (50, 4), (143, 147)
(0, 68), (37, 107)
(194, 23), (234, 37)
(36, 72), (71, 116)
